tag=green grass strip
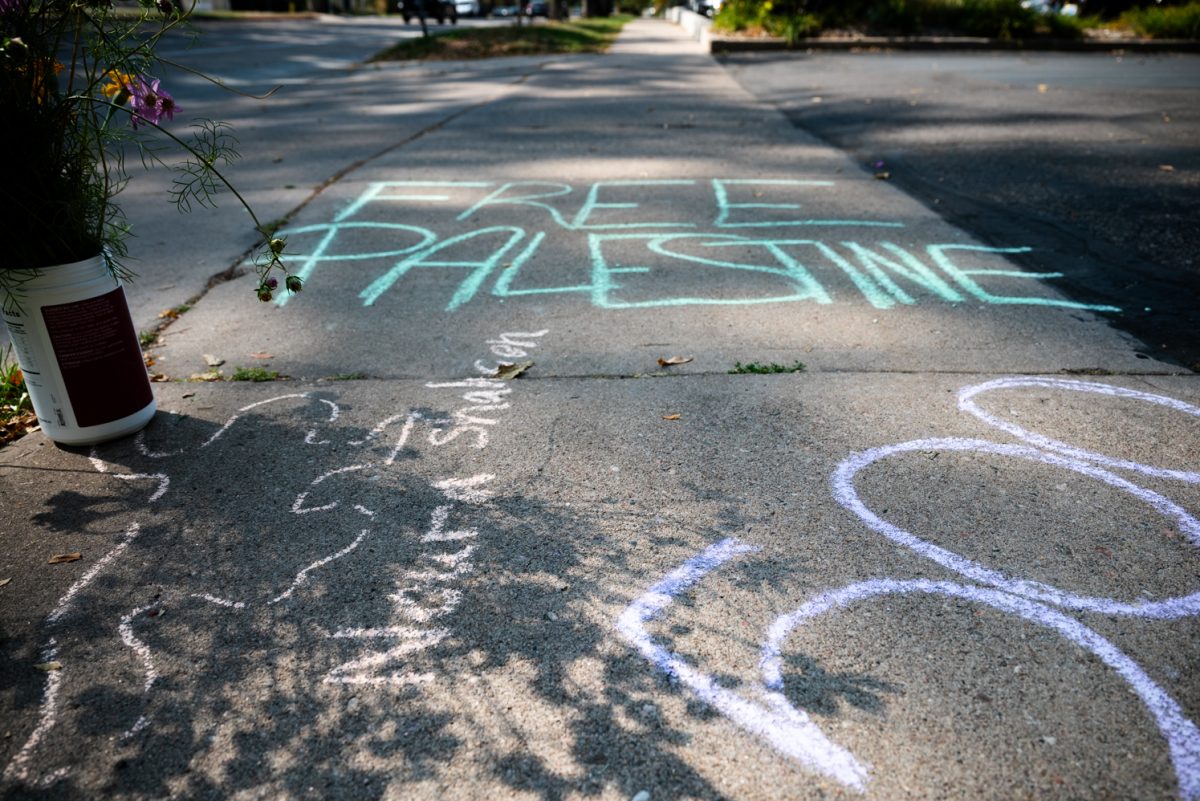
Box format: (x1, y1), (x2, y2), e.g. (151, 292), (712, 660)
(370, 15), (633, 61)
(1118, 1), (1200, 39)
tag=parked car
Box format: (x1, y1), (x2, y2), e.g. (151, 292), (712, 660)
(455, 0), (482, 15)
(524, 0), (548, 15)
(491, 3), (519, 14)
(399, 0), (457, 24)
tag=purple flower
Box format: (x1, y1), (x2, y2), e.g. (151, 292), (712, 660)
(130, 78), (179, 129)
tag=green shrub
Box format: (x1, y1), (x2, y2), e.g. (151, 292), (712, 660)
(713, 0), (820, 37)
(864, 0), (925, 34)
(712, 0), (769, 32)
(764, 10), (821, 41)
(950, 0), (1038, 38)
(714, 0), (1094, 37)
(1038, 10), (1098, 37)
(1119, 1), (1200, 37)
(865, 0), (1087, 38)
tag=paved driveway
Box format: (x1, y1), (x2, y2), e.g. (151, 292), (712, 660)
(721, 50), (1200, 369)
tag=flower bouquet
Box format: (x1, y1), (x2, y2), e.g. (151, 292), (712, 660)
(1, 0), (301, 297)
(1, 0), (301, 444)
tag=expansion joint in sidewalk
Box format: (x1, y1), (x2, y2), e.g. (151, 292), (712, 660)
(410, 367), (1198, 383)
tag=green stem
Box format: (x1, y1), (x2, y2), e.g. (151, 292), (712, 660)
(155, 56), (283, 100)
(72, 95), (268, 235)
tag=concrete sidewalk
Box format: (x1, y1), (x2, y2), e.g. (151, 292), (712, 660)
(3, 18), (1199, 801)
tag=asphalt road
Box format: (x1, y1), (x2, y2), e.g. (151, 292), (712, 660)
(156, 14), (505, 93)
(720, 50), (1200, 371)
(3, 19), (1199, 801)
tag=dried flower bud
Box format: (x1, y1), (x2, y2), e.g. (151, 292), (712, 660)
(265, 276), (278, 289)
(285, 275), (303, 293)
(155, 0), (173, 14)
(269, 238), (286, 255)
(257, 288), (273, 302)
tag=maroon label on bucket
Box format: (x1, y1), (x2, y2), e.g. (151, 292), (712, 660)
(41, 288), (153, 428)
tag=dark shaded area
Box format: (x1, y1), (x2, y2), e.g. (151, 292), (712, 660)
(721, 51), (1200, 371)
(1, 392), (748, 801)
(780, 653), (899, 717)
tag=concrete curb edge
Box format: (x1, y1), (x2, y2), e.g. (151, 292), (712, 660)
(663, 7), (1200, 54)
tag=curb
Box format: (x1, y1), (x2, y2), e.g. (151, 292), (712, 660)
(708, 34), (1200, 54)
(663, 8), (1200, 55)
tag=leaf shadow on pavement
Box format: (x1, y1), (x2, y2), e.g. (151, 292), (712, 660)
(0, 393), (766, 801)
(779, 652), (901, 718)
(1, 397), (468, 799)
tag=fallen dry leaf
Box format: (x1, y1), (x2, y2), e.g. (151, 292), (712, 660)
(1, 411), (40, 447)
(182, 392), (195, 399)
(150, 373), (170, 383)
(1037, 83), (1048, 93)
(1159, 164), (1175, 172)
(662, 414), (681, 421)
(34, 661), (62, 672)
(874, 171), (891, 180)
(492, 361), (534, 381)
(203, 354), (225, 368)
(48, 553), (82, 564)
(250, 352), (274, 360)
(657, 356), (693, 368)
(188, 370), (223, 382)
(158, 308), (181, 320)
(0, 577), (11, 587)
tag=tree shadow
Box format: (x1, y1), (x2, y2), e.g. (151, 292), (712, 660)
(779, 652), (900, 718)
(1, 389), (771, 801)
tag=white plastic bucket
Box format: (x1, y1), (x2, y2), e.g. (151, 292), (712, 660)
(2, 254), (156, 445)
